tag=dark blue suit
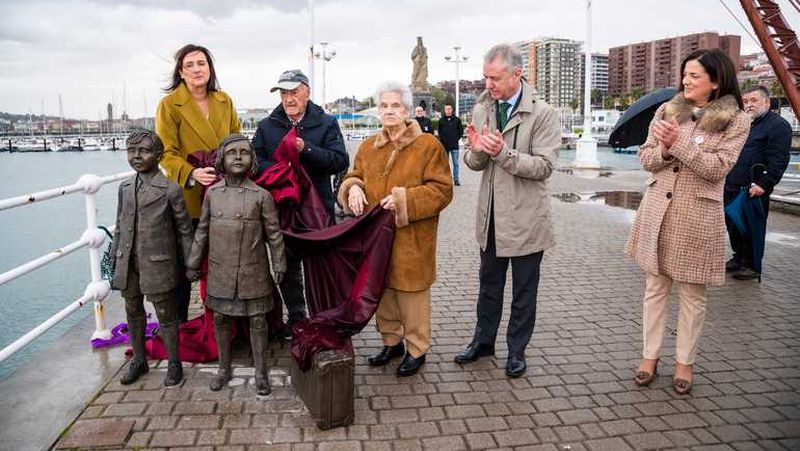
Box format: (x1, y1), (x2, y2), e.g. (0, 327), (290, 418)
(252, 101), (348, 217)
(724, 110), (792, 270)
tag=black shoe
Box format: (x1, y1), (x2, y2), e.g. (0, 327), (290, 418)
(164, 360), (184, 387)
(368, 343), (405, 366)
(396, 353), (426, 377)
(209, 372), (232, 391)
(733, 267), (761, 281)
(454, 180), (461, 186)
(725, 257), (741, 273)
(506, 354), (527, 378)
(454, 342), (495, 364)
(255, 377), (272, 396)
(120, 359), (149, 385)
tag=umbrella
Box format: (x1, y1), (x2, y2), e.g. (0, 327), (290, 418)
(608, 87), (678, 148)
(724, 164), (767, 279)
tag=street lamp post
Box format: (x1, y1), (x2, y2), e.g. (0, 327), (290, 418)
(314, 41), (336, 111)
(572, 0), (601, 169)
(308, 0), (315, 103)
(445, 46), (469, 118)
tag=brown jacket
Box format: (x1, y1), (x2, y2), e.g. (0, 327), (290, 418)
(338, 120), (453, 292)
(156, 82), (241, 218)
(110, 171), (194, 294)
(186, 178), (286, 300)
(625, 93), (750, 286)
(464, 82), (560, 257)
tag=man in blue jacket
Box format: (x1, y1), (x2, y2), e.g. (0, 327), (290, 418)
(724, 85), (792, 280)
(253, 69), (349, 330)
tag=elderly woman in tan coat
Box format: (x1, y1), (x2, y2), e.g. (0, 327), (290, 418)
(626, 49), (750, 394)
(338, 81), (453, 377)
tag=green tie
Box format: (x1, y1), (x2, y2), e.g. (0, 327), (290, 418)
(498, 102), (511, 131)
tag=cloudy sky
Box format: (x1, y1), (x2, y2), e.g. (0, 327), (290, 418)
(1, 0), (795, 119)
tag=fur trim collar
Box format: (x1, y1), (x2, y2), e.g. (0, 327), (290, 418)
(374, 119), (423, 150)
(663, 93), (740, 132)
(374, 119), (423, 174)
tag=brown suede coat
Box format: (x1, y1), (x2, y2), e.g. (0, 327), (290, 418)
(338, 120), (453, 292)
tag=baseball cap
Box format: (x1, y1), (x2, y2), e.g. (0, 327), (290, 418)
(270, 69), (310, 92)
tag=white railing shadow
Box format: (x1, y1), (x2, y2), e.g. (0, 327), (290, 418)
(0, 170), (135, 363)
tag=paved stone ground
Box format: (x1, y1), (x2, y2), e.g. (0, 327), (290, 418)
(55, 162), (800, 450)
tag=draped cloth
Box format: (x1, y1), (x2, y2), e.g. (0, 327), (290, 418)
(144, 128), (394, 370)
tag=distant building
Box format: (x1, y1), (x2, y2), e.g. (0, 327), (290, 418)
(514, 40), (538, 86)
(435, 79), (486, 117)
(459, 92), (477, 119)
(576, 52), (610, 110)
(237, 108), (272, 130)
(608, 32), (741, 97)
(738, 52), (777, 88)
(534, 38), (582, 109)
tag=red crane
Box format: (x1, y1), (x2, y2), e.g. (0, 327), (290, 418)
(740, 0), (800, 120)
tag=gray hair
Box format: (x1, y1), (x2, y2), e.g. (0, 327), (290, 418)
(743, 85), (770, 99)
(483, 43), (523, 71)
(373, 81), (413, 115)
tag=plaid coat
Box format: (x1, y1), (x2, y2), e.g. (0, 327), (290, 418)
(625, 94), (750, 286)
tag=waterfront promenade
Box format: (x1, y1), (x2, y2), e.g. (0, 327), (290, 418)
(36, 162), (800, 450)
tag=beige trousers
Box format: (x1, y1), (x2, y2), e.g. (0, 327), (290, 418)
(376, 288), (431, 358)
(642, 273), (707, 365)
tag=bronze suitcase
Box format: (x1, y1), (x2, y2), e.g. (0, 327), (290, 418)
(290, 349), (355, 430)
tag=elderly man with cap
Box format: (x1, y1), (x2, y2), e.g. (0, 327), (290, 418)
(252, 69), (349, 334)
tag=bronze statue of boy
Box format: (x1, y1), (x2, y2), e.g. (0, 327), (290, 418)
(186, 134), (286, 396)
(110, 129), (194, 386)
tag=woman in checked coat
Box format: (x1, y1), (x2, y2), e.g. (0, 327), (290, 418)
(625, 48), (750, 394)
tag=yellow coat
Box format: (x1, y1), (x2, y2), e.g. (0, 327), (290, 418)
(156, 82), (240, 217)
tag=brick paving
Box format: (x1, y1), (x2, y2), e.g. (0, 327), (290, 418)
(55, 163), (800, 450)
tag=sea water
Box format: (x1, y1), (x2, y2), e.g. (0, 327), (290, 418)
(0, 151), (129, 379)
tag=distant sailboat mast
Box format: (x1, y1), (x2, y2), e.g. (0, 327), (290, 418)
(58, 94), (63, 137)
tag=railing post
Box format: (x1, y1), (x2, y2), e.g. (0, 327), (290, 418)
(78, 174), (112, 341)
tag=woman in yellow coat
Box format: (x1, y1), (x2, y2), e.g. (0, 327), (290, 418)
(156, 44), (241, 320)
(338, 81), (453, 377)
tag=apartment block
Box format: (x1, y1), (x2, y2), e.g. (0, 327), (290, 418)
(608, 32), (741, 96)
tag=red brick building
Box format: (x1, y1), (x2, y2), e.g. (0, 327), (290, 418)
(608, 32), (741, 97)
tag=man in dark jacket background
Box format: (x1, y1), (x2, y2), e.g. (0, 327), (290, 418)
(437, 103), (464, 186)
(414, 106), (434, 134)
(724, 85), (792, 280)
(252, 69), (349, 328)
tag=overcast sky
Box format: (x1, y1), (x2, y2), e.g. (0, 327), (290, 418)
(1, 0), (796, 119)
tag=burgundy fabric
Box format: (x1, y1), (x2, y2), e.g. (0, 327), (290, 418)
(287, 206), (395, 370)
(145, 128), (395, 368)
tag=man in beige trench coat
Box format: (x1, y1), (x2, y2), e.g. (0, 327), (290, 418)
(454, 44), (561, 378)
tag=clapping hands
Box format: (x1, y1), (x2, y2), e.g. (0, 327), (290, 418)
(466, 124), (504, 156)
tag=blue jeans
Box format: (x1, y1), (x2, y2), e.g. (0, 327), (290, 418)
(447, 148), (460, 183)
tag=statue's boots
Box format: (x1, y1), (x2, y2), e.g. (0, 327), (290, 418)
(159, 319), (183, 387)
(250, 316), (272, 396)
(121, 314), (149, 385)
(210, 313), (233, 391)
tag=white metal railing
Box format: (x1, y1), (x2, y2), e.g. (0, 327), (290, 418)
(0, 170), (135, 363)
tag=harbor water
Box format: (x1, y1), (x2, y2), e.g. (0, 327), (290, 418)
(0, 151), (129, 379)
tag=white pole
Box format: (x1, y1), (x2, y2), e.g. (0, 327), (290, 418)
(572, 0), (600, 169)
(78, 174), (112, 340)
(320, 41), (329, 111)
(308, 0), (315, 103)
(455, 47), (461, 118)
(582, 2), (593, 137)
(0, 294), (92, 363)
